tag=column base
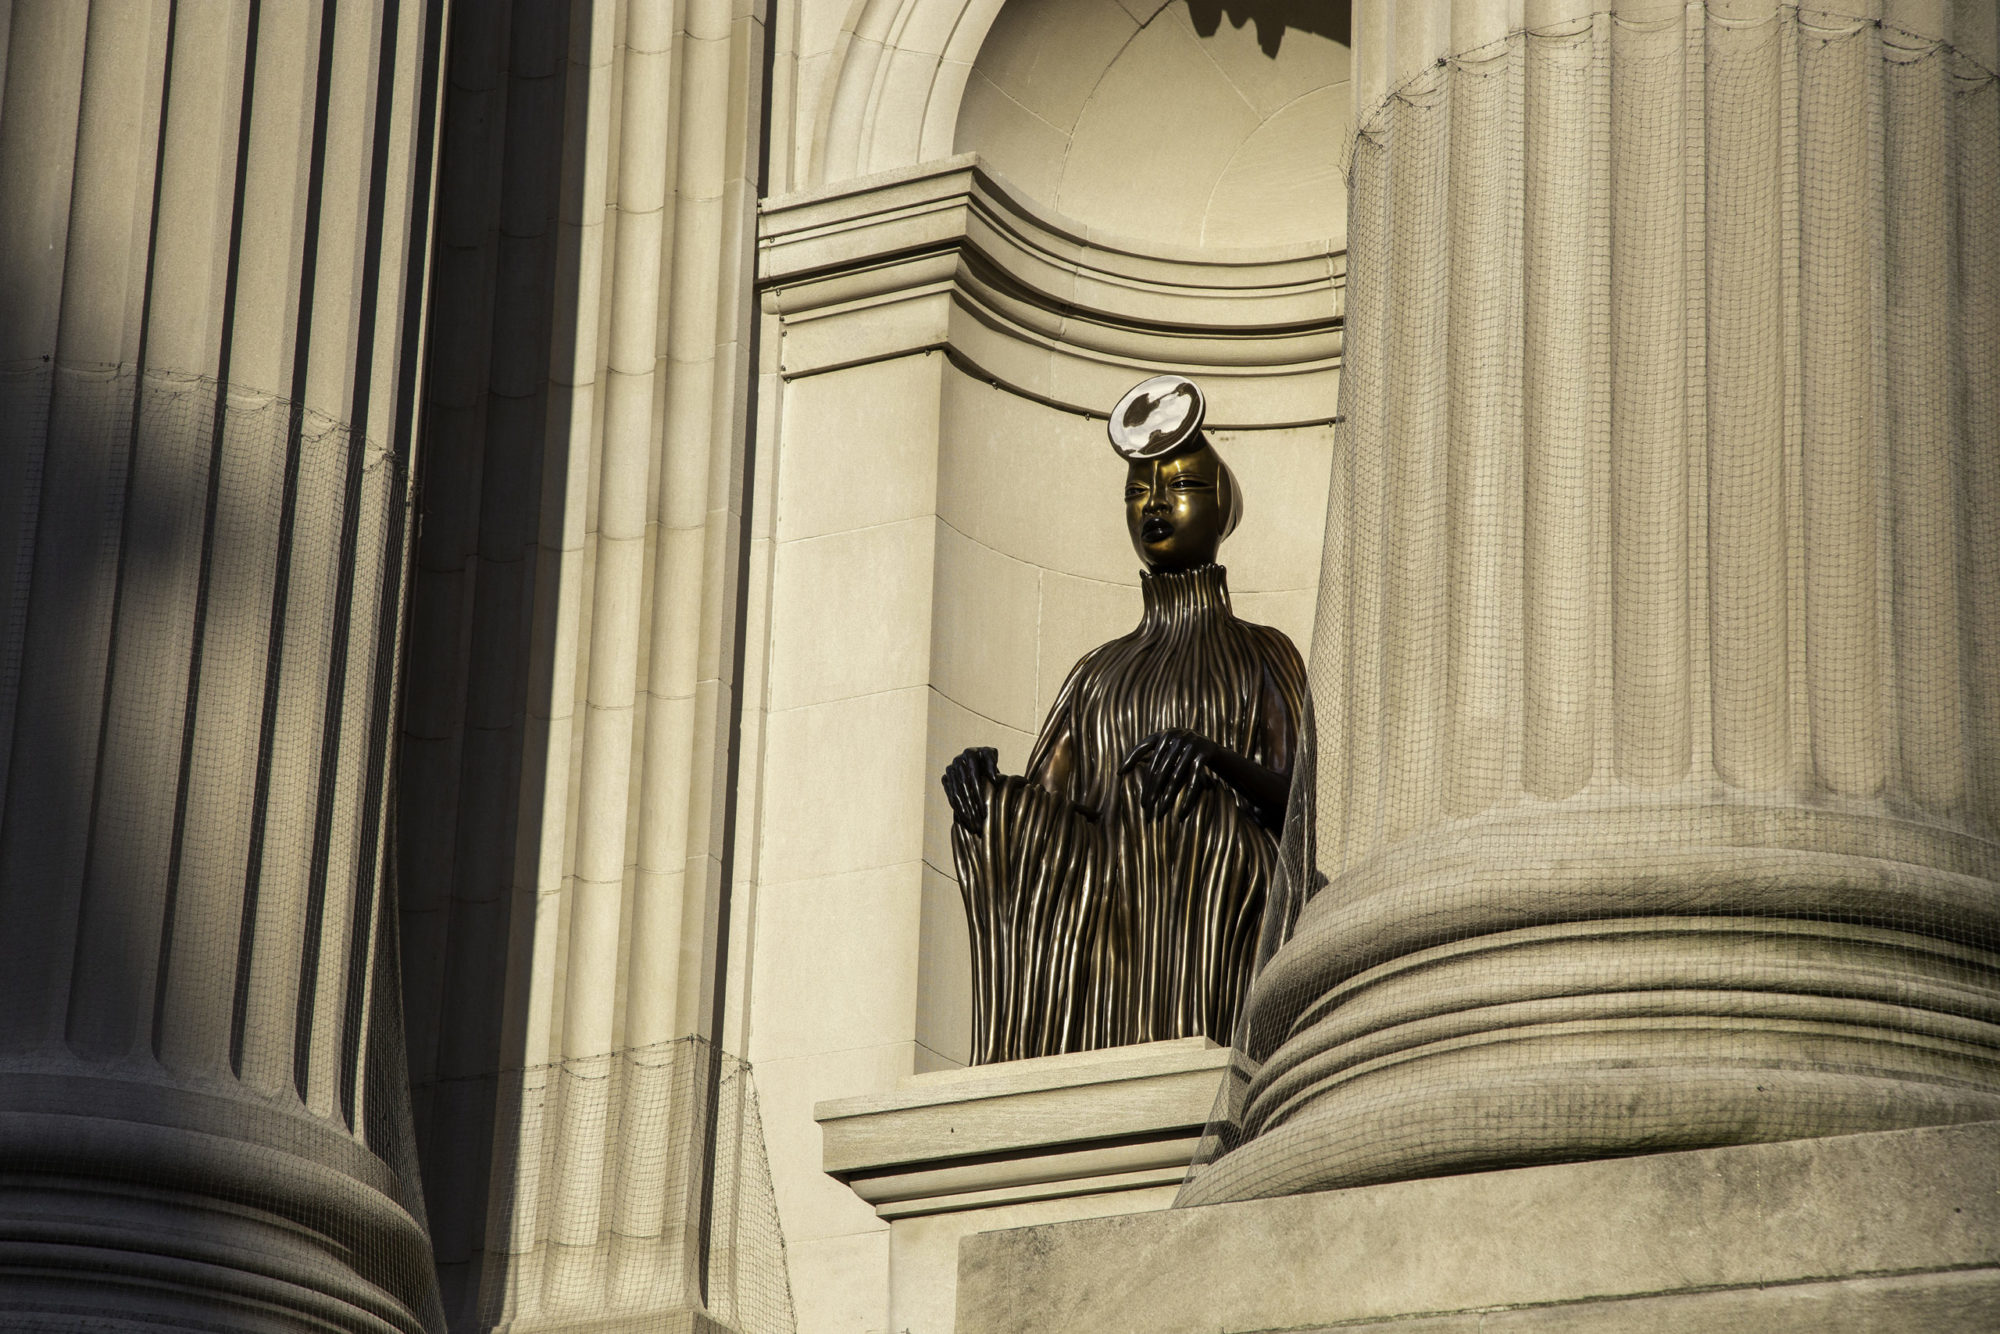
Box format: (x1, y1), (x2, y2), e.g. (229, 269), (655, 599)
(0, 1072), (438, 1334)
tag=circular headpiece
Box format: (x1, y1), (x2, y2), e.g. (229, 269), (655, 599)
(1108, 374), (1206, 461)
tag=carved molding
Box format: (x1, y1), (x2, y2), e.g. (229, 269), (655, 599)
(815, 1036), (1228, 1218)
(757, 154), (1344, 428)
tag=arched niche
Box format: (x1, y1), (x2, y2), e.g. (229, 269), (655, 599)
(954, 0), (1351, 250)
(812, 0), (1351, 255)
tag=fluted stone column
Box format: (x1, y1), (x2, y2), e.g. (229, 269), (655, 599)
(1185, 0), (2000, 1205)
(394, 2), (790, 1329)
(0, 3), (447, 1327)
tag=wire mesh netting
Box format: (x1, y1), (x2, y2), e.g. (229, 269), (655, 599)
(0, 354), (449, 1331)
(478, 1037), (796, 1334)
(1181, 1), (2000, 1207)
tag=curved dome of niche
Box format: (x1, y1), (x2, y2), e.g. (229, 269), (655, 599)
(954, 0), (1350, 252)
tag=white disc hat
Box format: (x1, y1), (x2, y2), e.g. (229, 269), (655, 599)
(1108, 374), (1206, 461)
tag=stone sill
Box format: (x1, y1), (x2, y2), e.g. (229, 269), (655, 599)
(814, 1037), (1229, 1219)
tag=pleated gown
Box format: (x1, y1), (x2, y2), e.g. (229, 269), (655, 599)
(952, 563), (1309, 1063)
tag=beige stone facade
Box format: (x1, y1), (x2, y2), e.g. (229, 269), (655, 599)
(0, 1), (1993, 1332)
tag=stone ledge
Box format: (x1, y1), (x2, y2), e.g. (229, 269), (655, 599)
(815, 1037), (1228, 1219)
(955, 1118), (2000, 1333)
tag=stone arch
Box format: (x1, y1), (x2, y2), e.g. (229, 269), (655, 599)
(954, 0), (1351, 250)
(811, 0), (1007, 186)
(813, 0), (1352, 251)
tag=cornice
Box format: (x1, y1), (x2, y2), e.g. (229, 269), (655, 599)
(757, 156), (1344, 428)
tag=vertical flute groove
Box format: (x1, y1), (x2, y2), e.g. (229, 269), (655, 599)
(64, 0), (176, 1061)
(1445, 37), (1522, 819)
(13, 0), (161, 1054)
(155, 0), (262, 1077)
(1609, 2), (1692, 786)
(648, 0), (739, 1040)
(543, 0), (622, 1311)
(1522, 18), (1600, 799)
(1958, 54), (2000, 826)
(1884, 42), (1964, 810)
(298, 0), (406, 1115)
(233, 0), (341, 1094)
(0, 0), (91, 1056)
(1338, 131), (1389, 869)
(1704, 3), (1791, 789)
(1380, 74), (1451, 842)
(1799, 7), (1885, 796)
(604, 0), (688, 1305)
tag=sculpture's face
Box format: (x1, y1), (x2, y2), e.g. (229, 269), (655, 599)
(1126, 447), (1226, 572)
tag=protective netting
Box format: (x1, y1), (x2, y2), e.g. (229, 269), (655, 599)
(0, 360), (445, 1332)
(478, 1037), (796, 1334)
(1181, 2), (2000, 1207)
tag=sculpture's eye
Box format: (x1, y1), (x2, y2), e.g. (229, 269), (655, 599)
(1125, 484), (1148, 500)
(1169, 474), (1211, 491)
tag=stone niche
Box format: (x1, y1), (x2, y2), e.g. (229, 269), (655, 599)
(758, 2), (1354, 1327)
(758, 149), (1339, 1328)
(952, 0), (1351, 250)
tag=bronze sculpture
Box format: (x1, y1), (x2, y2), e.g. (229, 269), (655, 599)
(942, 376), (1309, 1064)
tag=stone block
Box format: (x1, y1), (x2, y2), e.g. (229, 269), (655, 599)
(775, 353), (941, 542)
(931, 521), (1041, 732)
(749, 863), (924, 1063)
(937, 366), (1133, 577)
(767, 515), (936, 710)
(758, 686), (930, 885)
(787, 1230), (891, 1334)
(753, 1044), (914, 1246)
(956, 1119), (2000, 1334)
(916, 863), (974, 1069)
(890, 1185), (1181, 1334)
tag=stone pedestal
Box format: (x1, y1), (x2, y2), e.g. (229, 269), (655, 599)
(958, 1118), (2000, 1333)
(817, 1038), (1228, 1334)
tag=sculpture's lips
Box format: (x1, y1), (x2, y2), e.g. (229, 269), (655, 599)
(1141, 517), (1174, 542)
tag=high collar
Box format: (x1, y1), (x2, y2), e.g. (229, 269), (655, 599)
(1137, 562), (1231, 630)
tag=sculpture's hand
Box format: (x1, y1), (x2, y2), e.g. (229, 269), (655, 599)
(943, 746), (1002, 832)
(1119, 729), (1223, 819)
(1120, 728), (1290, 832)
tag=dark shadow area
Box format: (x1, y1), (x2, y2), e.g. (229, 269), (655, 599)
(1186, 0), (1351, 57)
(394, 0), (582, 1326)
